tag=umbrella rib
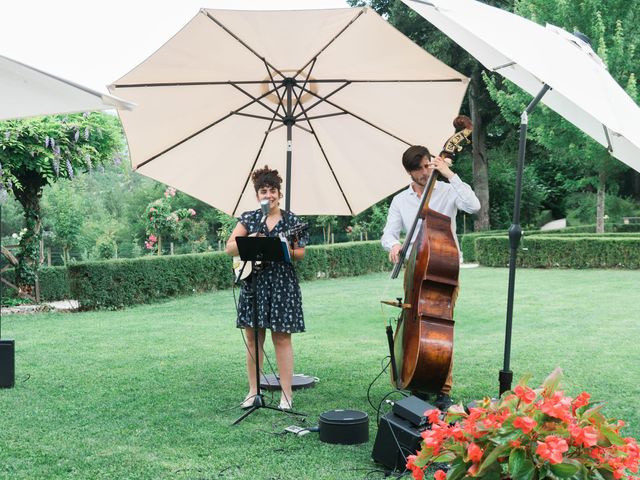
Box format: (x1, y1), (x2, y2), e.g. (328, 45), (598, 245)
(298, 84), (413, 146)
(297, 8), (367, 77)
(265, 64), (285, 107)
(232, 114), (279, 216)
(201, 9), (285, 80)
(290, 87), (355, 215)
(136, 86), (280, 170)
(229, 82), (284, 119)
(113, 79), (462, 88)
(293, 82), (351, 120)
(233, 112), (280, 122)
(293, 58), (318, 117)
(113, 80), (275, 88)
(602, 125), (614, 153)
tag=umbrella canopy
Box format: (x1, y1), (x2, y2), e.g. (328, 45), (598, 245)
(0, 54), (134, 121)
(109, 7), (469, 215)
(400, 0), (640, 173)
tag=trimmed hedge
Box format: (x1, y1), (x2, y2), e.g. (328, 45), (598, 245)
(1, 266), (70, 302)
(39, 266), (71, 301)
(68, 241), (391, 310)
(68, 252), (233, 310)
(475, 236), (640, 269)
(461, 225), (640, 262)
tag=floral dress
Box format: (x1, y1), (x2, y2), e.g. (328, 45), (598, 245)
(236, 209), (308, 334)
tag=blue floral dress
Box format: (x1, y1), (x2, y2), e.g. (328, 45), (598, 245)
(236, 209), (308, 334)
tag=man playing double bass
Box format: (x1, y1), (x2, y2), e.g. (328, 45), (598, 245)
(381, 144), (480, 409)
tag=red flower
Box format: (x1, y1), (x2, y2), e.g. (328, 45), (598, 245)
(539, 391), (572, 422)
(572, 392), (590, 413)
(468, 443), (484, 463)
(515, 385), (536, 403)
(569, 424), (598, 447)
(434, 470), (446, 480)
(536, 435), (569, 464)
(426, 408), (442, 426)
(467, 462), (480, 476)
(513, 416), (537, 434)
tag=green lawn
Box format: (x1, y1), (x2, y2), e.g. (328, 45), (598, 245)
(1, 267), (638, 479)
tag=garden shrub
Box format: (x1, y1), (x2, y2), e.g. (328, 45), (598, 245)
(475, 235), (640, 268)
(69, 241), (391, 309)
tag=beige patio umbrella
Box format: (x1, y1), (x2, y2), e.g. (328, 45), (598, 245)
(109, 7), (468, 215)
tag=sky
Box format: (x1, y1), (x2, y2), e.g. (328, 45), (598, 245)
(0, 0), (350, 93)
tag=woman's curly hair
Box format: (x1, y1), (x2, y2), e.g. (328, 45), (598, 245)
(252, 165), (282, 193)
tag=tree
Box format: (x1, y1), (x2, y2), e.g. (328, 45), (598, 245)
(0, 113), (123, 292)
(485, 0), (640, 232)
(41, 182), (84, 264)
(349, 0), (516, 231)
(315, 215), (338, 243)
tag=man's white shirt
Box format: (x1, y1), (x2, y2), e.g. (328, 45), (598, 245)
(380, 174), (481, 257)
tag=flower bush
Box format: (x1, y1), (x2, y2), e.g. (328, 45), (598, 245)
(407, 369), (639, 480)
(143, 187), (196, 255)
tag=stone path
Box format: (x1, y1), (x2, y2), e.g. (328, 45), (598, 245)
(1, 299), (79, 316)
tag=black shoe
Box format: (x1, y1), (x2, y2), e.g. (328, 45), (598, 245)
(434, 393), (453, 411)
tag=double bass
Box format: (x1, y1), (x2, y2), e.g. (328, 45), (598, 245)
(387, 116), (472, 393)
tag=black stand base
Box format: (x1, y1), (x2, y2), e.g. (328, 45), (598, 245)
(499, 369), (513, 396)
(232, 393), (305, 425)
(0, 339), (15, 389)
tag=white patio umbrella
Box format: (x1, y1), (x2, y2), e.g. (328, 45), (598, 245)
(109, 7), (469, 216)
(401, 0), (640, 394)
(401, 0), (640, 173)
(0, 54), (134, 121)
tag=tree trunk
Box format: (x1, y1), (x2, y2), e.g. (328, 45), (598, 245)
(12, 172), (46, 295)
(157, 235), (163, 256)
(596, 170), (606, 234)
(469, 67), (491, 231)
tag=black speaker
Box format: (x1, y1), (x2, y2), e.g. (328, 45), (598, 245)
(372, 412), (426, 471)
(0, 339), (15, 389)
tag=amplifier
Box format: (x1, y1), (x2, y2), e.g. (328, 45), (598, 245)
(372, 412), (426, 471)
(393, 395), (435, 427)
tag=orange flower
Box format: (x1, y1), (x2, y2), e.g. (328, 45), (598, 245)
(539, 391), (572, 422)
(513, 416), (538, 434)
(468, 443), (484, 463)
(536, 435), (569, 464)
(467, 462), (480, 476)
(434, 470), (447, 480)
(515, 385), (536, 403)
(569, 424), (598, 447)
(426, 408), (443, 426)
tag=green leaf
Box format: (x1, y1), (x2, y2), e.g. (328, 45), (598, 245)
(447, 458), (470, 480)
(433, 451), (456, 463)
(600, 425), (626, 446)
(508, 449), (536, 480)
(477, 444), (509, 475)
(550, 462), (580, 478)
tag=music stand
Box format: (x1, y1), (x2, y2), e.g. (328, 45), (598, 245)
(233, 235), (304, 425)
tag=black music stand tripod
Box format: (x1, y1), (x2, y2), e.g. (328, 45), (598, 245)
(233, 235), (304, 425)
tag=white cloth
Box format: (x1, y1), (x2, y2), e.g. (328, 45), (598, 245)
(380, 174), (480, 257)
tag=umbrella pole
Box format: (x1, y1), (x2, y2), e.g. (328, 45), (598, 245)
(499, 84), (551, 396)
(285, 79), (293, 212)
